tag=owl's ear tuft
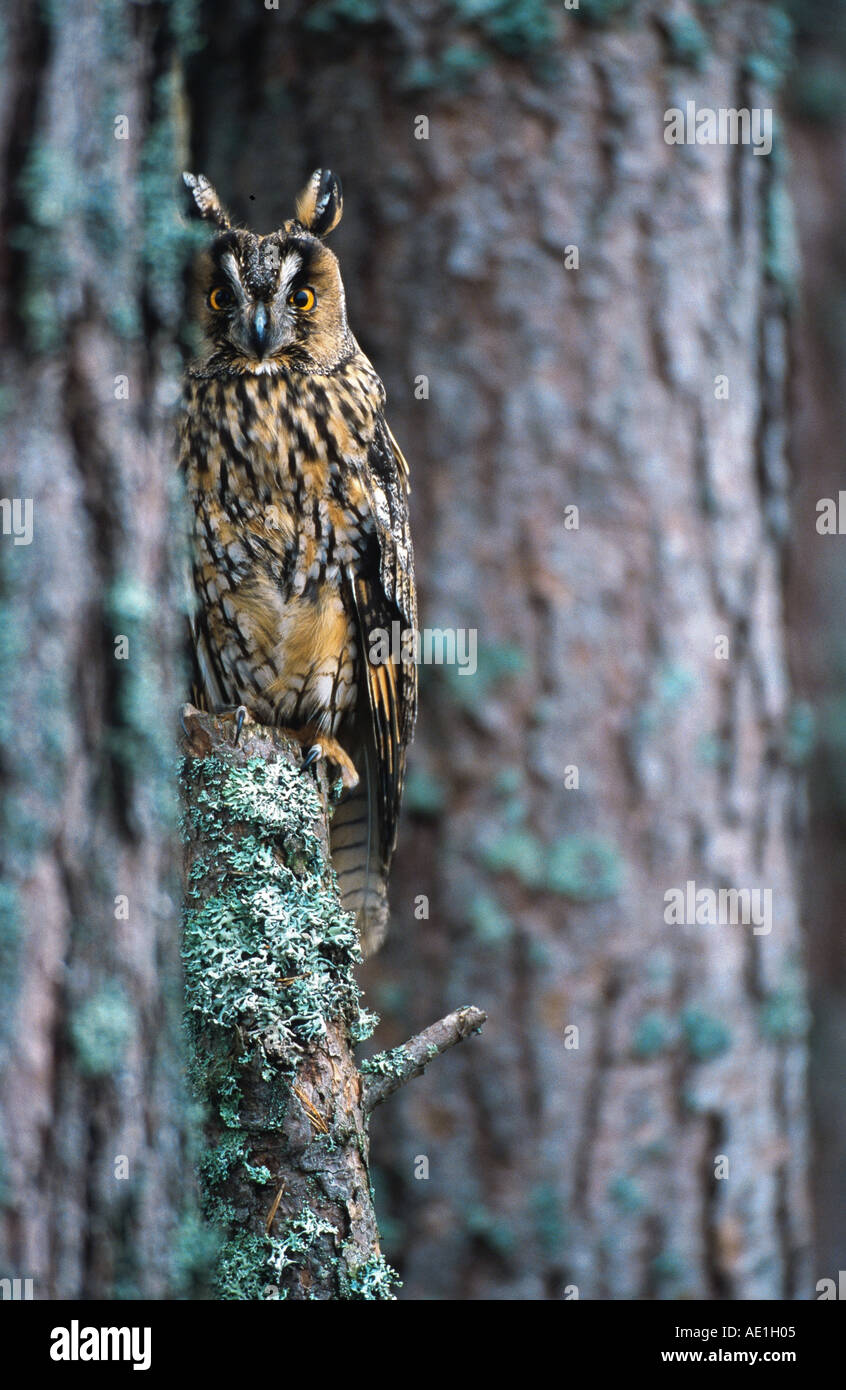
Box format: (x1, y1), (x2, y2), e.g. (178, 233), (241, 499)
(294, 169), (343, 237)
(183, 172), (231, 231)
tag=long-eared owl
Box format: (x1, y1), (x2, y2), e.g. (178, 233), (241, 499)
(179, 169), (417, 955)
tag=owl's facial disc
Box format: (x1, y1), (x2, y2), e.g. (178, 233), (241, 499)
(202, 229), (349, 371)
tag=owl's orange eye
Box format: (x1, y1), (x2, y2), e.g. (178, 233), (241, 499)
(208, 286), (233, 311)
(288, 286), (316, 312)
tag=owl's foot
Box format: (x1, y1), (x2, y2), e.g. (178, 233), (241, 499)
(211, 708), (358, 788)
(216, 704), (254, 746)
(298, 731), (359, 790)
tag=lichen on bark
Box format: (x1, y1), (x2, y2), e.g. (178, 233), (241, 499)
(180, 709), (395, 1300)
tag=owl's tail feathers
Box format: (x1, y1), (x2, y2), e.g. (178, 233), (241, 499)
(329, 746), (390, 957)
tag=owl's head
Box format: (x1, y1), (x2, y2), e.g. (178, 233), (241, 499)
(184, 169), (353, 374)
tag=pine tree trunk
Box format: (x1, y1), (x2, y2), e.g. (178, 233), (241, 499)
(187, 0), (812, 1298)
(0, 0), (203, 1299)
(786, 113), (846, 1291)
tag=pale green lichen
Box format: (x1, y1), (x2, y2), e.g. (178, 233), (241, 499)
(339, 1251), (401, 1300)
(200, 1131), (272, 1218)
(349, 1008), (380, 1043)
(182, 754), (370, 1061)
(633, 663), (697, 739)
(267, 1207), (338, 1287)
(759, 982), (811, 1042)
(468, 889), (514, 945)
(259, 1215), (403, 1303)
(529, 1182), (569, 1257)
(181, 746), (381, 1299)
(0, 882), (23, 1055)
(479, 827), (547, 887)
(215, 1232), (275, 1301)
(360, 1045), (409, 1077)
(609, 1176), (647, 1215)
(107, 578), (179, 823)
(652, 1250), (688, 1286)
(765, 177), (800, 299)
(632, 1012), (673, 1059)
(403, 765), (447, 816)
(69, 983), (135, 1077)
(681, 1008), (732, 1062)
(168, 1209), (221, 1298)
(577, 0), (636, 23)
(301, 0), (556, 90)
(479, 826), (624, 901)
(660, 12), (709, 69)
(783, 701), (815, 766)
(546, 835), (623, 900)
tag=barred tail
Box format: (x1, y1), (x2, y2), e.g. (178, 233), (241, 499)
(329, 740), (390, 956)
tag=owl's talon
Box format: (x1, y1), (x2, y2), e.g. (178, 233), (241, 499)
(214, 703), (254, 744)
(297, 734), (359, 790)
(302, 744), (322, 773)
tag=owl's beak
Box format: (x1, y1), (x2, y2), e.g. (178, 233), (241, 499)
(250, 303), (269, 356)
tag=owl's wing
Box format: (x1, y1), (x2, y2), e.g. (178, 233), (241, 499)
(347, 413), (418, 867)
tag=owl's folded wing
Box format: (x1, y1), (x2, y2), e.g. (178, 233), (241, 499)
(347, 415), (418, 865)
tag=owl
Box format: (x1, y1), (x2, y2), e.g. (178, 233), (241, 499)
(179, 168), (417, 955)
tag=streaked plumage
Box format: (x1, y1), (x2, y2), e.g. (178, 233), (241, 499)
(179, 169), (416, 953)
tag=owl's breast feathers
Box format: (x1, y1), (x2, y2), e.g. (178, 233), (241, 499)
(180, 349), (417, 948)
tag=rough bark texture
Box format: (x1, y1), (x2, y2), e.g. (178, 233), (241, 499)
(362, 1006), (488, 1113)
(180, 708), (394, 1300)
(0, 0), (206, 1299)
(786, 116), (846, 1286)
(186, 0), (812, 1298)
(179, 708), (484, 1299)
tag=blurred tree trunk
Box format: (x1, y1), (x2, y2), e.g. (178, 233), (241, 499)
(187, 0), (812, 1299)
(0, 0), (205, 1298)
(786, 117), (846, 1287)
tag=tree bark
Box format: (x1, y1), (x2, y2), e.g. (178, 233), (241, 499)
(0, 0), (205, 1299)
(180, 707), (388, 1300)
(186, 0), (813, 1298)
(785, 113), (846, 1289)
(180, 707), (484, 1299)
